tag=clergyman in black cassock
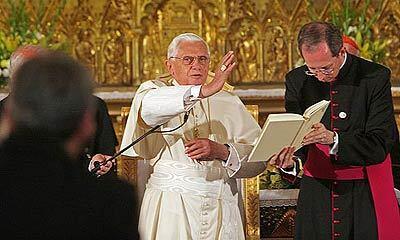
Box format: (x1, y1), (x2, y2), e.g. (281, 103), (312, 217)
(284, 21), (400, 240)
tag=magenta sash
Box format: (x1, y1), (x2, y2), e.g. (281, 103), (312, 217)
(304, 144), (400, 239)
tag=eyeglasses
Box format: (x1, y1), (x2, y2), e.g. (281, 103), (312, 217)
(304, 59), (337, 76)
(305, 63), (335, 76)
(169, 55), (210, 65)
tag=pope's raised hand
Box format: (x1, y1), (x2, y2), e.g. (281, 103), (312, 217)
(200, 51), (236, 98)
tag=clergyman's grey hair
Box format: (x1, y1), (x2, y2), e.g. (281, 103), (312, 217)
(167, 33), (210, 58)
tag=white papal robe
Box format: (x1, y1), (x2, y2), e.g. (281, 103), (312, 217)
(121, 78), (265, 240)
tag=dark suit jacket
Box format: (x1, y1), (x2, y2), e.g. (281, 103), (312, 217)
(82, 96), (119, 177)
(285, 54), (398, 167)
(0, 96), (119, 177)
(0, 132), (139, 239)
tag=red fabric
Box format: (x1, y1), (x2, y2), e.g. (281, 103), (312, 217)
(12, 45), (44, 61)
(342, 35), (359, 50)
(304, 144), (400, 239)
(366, 155), (400, 240)
(304, 144), (366, 180)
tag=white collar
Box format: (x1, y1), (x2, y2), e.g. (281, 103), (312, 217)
(339, 52), (347, 70)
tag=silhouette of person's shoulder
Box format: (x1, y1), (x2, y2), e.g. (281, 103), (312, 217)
(0, 133), (139, 239)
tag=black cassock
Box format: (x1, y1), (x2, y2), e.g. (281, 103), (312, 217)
(285, 53), (399, 240)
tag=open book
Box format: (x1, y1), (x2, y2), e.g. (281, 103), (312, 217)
(248, 100), (330, 162)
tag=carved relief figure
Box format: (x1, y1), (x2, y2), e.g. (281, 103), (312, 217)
(75, 29), (96, 69)
(101, 0), (133, 85)
(264, 26), (287, 82)
(233, 19), (258, 83)
(141, 19), (164, 80)
(103, 32), (125, 85)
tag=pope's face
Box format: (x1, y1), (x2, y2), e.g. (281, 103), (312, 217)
(165, 41), (210, 85)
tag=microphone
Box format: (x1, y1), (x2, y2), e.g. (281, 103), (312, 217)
(93, 161), (101, 169)
(90, 111), (190, 176)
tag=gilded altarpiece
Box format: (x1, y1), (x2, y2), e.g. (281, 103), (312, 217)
(1, 1), (400, 239)
(1, 0), (399, 87)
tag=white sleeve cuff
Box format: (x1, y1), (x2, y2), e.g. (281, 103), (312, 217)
(280, 156), (303, 176)
(183, 85), (202, 111)
(222, 143), (241, 176)
(88, 158), (95, 172)
(280, 161), (297, 176)
(190, 85), (202, 99)
(329, 132), (339, 155)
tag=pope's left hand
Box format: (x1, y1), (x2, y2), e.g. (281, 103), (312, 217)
(184, 138), (229, 162)
(269, 146), (296, 168)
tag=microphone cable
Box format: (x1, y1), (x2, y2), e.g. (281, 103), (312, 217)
(90, 111), (190, 175)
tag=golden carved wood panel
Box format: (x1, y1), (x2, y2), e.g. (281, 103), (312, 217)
(243, 105), (260, 239)
(1, 0), (399, 86)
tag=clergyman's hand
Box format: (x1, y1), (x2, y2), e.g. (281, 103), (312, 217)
(88, 154), (114, 176)
(184, 138), (229, 162)
(269, 146), (295, 168)
(302, 123), (334, 146)
(200, 51), (236, 98)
